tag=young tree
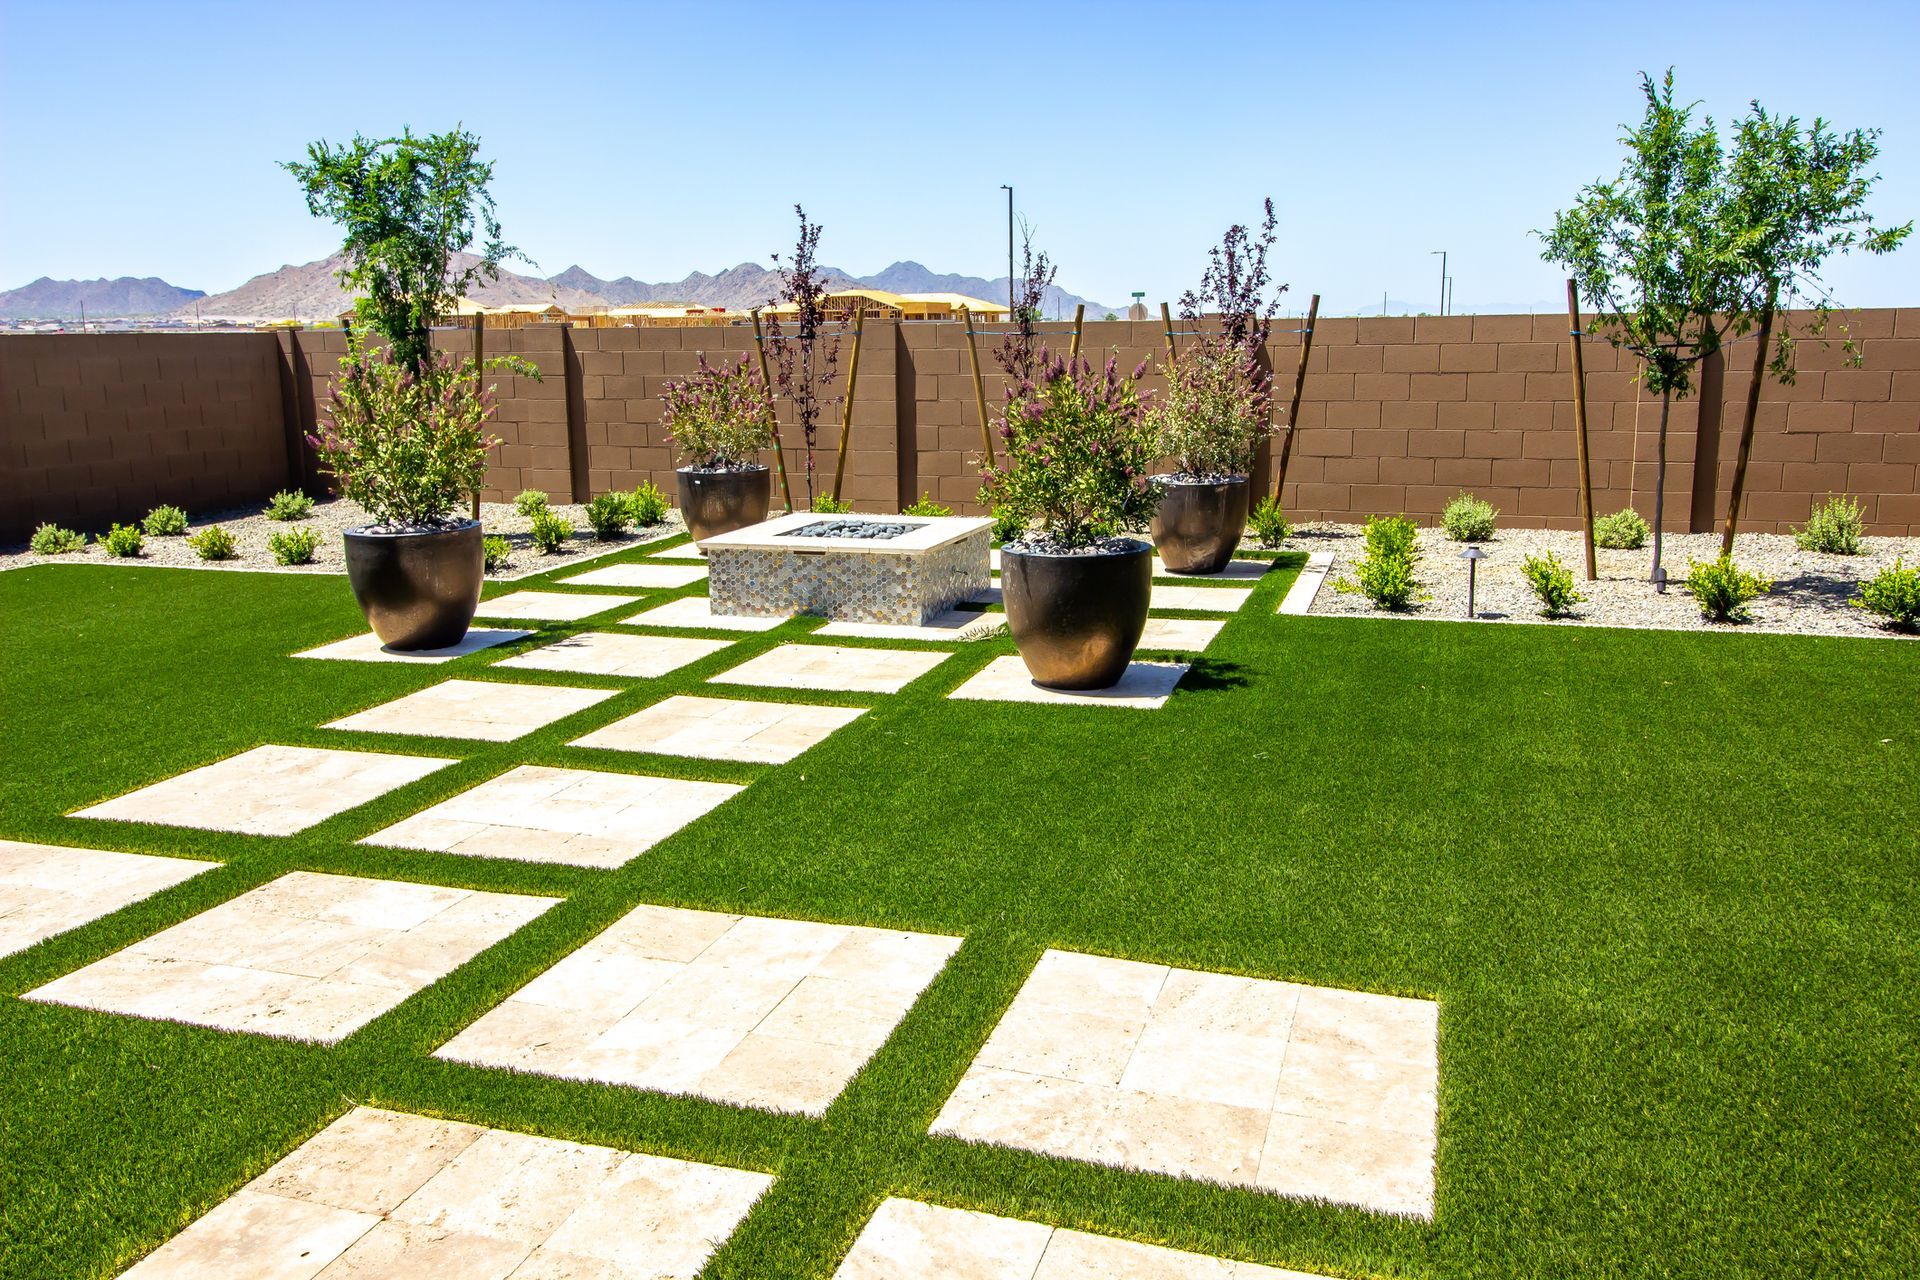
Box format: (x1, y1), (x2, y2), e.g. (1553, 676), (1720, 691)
(1176, 198), (1286, 467)
(994, 230), (1058, 389)
(284, 128), (520, 374)
(764, 205), (843, 506)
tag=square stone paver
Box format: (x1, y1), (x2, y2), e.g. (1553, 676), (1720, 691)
(72, 745), (455, 837)
(0, 841), (218, 959)
(474, 591), (643, 622)
(625, 596), (787, 632)
(815, 609), (1006, 642)
(711, 644), (949, 695)
(295, 629), (532, 664)
(363, 765), (743, 869)
(931, 950), (1438, 1218)
(834, 1198), (1330, 1280)
(1153, 556), (1271, 581)
(437, 904), (960, 1115)
(949, 657), (1187, 711)
(494, 632), (735, 679)
(119, 1106), (771, 1279)
(571, 696), (867, 764)
(1151, 585), (1254, 614)
(325, 679), (619, 743)
(26, 872), (558, 1043)
(562, 563), (709, 589)
(1136, 618), (1226, 652)
(650, 543), (708, 561)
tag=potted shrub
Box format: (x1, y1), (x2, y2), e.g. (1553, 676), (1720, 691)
(981, 349), (1160, 690)
(286, 127), (530, 649)
(1148, 336), (1267, 573)
(660, 353), (777, 544)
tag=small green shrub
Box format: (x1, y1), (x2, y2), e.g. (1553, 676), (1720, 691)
(483, 534), (513, 574)
(1336, 514), (1424, 610)
(1593, 508), (1649, 550)
(1522, 551), (1584, 617)
(29, 523), (87, 555)
(269, 526), (319, 565)
(1685, 554), (1770, 622)
(990, 506), (1026, 544)
(903, 492), (953, 517)
(103, 523), (145, 558)
(1852, 558), (1920, 630)
(1248, 495), (1291, 548)
(142, 504), (188, 536)
(188, 525), (237, 561)
(811, 493), (853, 515)
(584, 492), (634, 540)
(528, 507), (573, 554)
(265, 489), (314, 521)
(513, 489), (550, 517)
(627, 482), (669, 527)
(1793, 493), (1865, 555)
(1441, 492), (1498, 542)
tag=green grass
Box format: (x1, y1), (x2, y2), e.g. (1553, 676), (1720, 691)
(1, 546), (1917, 1279)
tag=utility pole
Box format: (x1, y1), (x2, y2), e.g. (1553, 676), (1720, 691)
(1430, 250), (1447, 315)
(1000, 184), (1014, 318)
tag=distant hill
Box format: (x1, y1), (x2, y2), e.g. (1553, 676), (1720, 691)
(0, 276), (204, 319)
(179, 253), (607, 322)
(855, 261), (1119, 318)
(550, 259), (1119, 317)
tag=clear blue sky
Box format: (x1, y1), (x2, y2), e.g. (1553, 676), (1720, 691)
(2, 0), (1915, 314)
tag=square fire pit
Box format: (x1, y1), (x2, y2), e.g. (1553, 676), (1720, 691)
(702, 512), (993, 625)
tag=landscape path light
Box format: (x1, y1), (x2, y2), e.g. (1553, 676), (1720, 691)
(1460, 544), (1486, 618)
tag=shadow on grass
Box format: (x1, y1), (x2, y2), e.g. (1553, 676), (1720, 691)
(1177, 657), (1250, 693)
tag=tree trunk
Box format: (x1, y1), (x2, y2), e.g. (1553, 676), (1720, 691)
(1651, 388), (1672, 590)
(1721, 298), (1777, 557)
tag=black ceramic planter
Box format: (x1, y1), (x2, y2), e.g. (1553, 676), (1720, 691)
(343, 520), (483, 651)
(678, 465), (771, 545)
(1001, 539), (1152, 690)
(1151, 475), (1250, 574)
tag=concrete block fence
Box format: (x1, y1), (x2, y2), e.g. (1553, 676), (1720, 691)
(4, 311), (1917, 543)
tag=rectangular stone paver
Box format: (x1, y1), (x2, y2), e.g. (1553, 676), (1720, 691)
(814, 609), (1006, 642)
(949, 657), (1187, 710)
(120, 1106), (771, 1279)
(1136, 618), (1226, 652)
(494, 632), (734, 679)
(27, 872), (557, 1043)
(1150, 585), (1254, 614)
(931, 950), (1438, 1218)
(0, 841), (218, 959)
(295, 629), (532, 664)
(562, 563), (709, 589)
(834, 1198), (1329, 1280)
(1153, 556), (1271, 581)
(710, 644), (949, 695)
(474, 591), (643, 622)
(571, 696), (866, 764)
(650, 543), (709, 561)
(325, 679), (619, 743)
(1277, 552), (1333, 616)
(437, 904), (960, 1115)
(73, 745), (456, 837)
(624, 596), (787, 632)
(363, 765), (742, 869)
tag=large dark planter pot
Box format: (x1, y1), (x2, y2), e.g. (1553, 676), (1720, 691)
(678, 465), (771, 545)
(1150, 474), (1250, 575)
(1001, 539), (1152, 690)
(343, 520), (483, 651)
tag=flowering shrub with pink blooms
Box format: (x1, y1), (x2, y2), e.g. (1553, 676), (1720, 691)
(1150, 335), (1268, 478)
(979, 348), (1161, 550)
(659, 353), (777, 470)
(313, 338), (532, 529)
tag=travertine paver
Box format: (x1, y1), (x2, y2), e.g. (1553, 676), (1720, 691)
(1277, 552), (1333, 616)
(325, 679), (619, 743)
(494, 631), (735, 679)
(363, 765), (742, 869)
(949, 657), (1188, 710)
(1152, 557), (1271, 581)
(562, 563), (710, 590)
(711, 644), (949, 694)
(73, 745), (455, 836)
(27, 872), (557, 1043)
(624, 596), (787, 632)
(1151, 585), (1255, 614)
(474, 591), (643, 622)
(815, 609), (1006, 641)
(438, 904), (960, 1115)
(119, 1106), (771, 1279)
(834, 1198), (1331, 1280)
(0, 841), (217, 959)
(295, 629), (532, 664)
(932, 950), (1439, 1218)
(1135, 618), (1226, 652)
(571, 696), (867, 764)
(650, 544), (709, 561)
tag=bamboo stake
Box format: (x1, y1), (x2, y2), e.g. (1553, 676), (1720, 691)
(1271, 294), (1320, 501)
(1069, 303), (1085, 361)
(1160, 301), (1177, 370)
(750, 308), (795, 512)
(1721, 296), (1777, 557)
(471, 311), (484, 519)
(830, 309), (865, 504)
(962, 306), (994, 466)
(1566, 280), (1597, 581)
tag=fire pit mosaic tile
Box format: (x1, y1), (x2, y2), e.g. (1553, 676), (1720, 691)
(702, 514), (993, 626)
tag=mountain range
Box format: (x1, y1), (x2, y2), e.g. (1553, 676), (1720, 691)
(0, 276), (205, 319)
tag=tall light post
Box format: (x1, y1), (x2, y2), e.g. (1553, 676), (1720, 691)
(1430, 250), (1447, 315)
(1000, 184), (1014, 318)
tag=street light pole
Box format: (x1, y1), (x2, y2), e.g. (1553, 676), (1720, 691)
(1430, 250), (1447, 315)
(1000, 184), (1014, 318)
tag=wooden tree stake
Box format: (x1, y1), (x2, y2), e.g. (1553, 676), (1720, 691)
(1566, 280), (1597, 581)
(1721, 298), (1777, 557)
(471, 311), (484, 519)
(1270, 293), (1320, 502)
(1160, 301), (1177, 370)
(1069, 303), (1085, 361)
(750, 308), (795, 512)
(962, 306), (994, 466)
(830, 309), (865, 504)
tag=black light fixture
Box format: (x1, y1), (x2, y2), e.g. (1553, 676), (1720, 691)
(1459, 544), (1486, 618)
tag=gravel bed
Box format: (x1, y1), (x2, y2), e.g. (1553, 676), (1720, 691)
(1292, 522), (1918, 641)
(0, 498), (687, 581)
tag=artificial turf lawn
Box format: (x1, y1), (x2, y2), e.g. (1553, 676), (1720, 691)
(1, 545), (1916, 1280)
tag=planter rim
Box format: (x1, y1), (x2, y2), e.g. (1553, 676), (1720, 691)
(677, 462), (770, 474)
(1156, 473), (1250, 487)
(1000, 537), (1151, 561)
(344, 518), (480, 539)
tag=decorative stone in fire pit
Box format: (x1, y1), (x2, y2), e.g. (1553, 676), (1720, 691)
(703, 512), (993, 624)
